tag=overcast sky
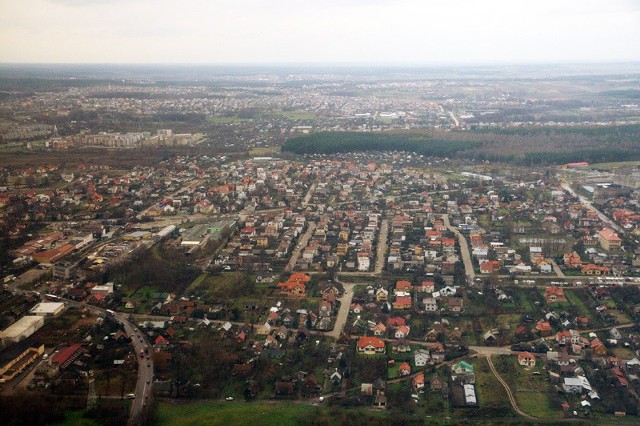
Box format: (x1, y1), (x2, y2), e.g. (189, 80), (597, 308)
(1, 0), (639, 64)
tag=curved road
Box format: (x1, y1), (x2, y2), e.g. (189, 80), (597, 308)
(11, 287), (155, 426)
(485, 355), (537, 420)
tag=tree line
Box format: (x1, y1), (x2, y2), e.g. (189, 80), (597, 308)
(282, 126), (640, 165)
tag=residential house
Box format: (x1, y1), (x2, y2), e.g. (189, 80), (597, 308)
(430, 376), (445, 393)
(395, 280), (413, 296)
(556, 330), (581, 346)
(413, 372), (425, 391)
(399, 362), (411, 376)
(536, 320), (553, 336)
(394, 325), (410, 339)
(563, 377), (583, 394)
(372, 323), (387, 337)
(517, 352), (536, 367)
(545, 286), (567, 304)
(448, 298), (463, 313)
(392, 339), (411, 353)
(414, 349), (431, 366)
(393, 296), (412, 310)
(357, 337), (385, 354)
(480, 260), (501, 273)
(590, 338), (608, 357)
(375, 288), (389, 302)
(423, 297), (438, 312)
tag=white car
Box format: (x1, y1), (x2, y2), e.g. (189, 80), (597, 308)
(225, 396), (234, 401)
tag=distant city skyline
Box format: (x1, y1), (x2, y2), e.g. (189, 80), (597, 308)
(1, 0), (639, 64)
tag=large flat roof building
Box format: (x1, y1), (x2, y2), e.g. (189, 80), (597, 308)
(30, 302), (65, 317)
(0, 316), (45, 348)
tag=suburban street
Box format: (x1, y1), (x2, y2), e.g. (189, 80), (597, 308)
(285, 221), (316, 272)
(442, 214), (476, 281)
(561, 182), (624, 233)
(116, 312), (154, 426)
(374, 219), (389, 274)
(323, 281), (356, 339)
(5, 280), (154, 426)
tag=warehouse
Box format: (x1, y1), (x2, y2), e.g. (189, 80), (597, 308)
(0, 316), (45, 348)
(30, 302), (65, 317)
(0, 340), (45, 383)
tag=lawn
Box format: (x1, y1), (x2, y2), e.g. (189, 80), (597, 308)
(263, 110), (316, 120)
(185, 272), (244, 298)
(52, 411), (100, 426)
(155, 401), (389, 426)
(492, 355), (562, 419)
(249, 146), (281, 156)
(472, 358), (513, 413)
(207, 116), (251, 124)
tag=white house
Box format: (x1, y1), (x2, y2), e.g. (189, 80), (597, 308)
(423, 297), (438, 312)
(414, 349), (431, 367)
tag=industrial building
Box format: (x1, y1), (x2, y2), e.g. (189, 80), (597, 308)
(0, 340), (45, 383)
(50, 343), (84, 370)
(0, 316), (45, 348)
(154, 224), (176, 239)
(52, 261), (78, 279)
(30, 302), (65, 317)
(180, 224), (212, 246)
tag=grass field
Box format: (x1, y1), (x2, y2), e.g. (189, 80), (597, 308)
(591, 160), (640, 170)
(52, 411), (100, 426)
(473, 358), (513, 412)
(207, 116), (252, 124)
(185, 272), (243, 298)
(156, 401), (315, 426)
(155, 401), (394, 426)
(263, 111), (316, 120)
(493, 355), (561, 419)
(249, 146), (281, 156)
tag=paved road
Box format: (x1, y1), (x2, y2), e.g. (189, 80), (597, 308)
(469, 346), (514, 356)
(550, 259), (566, 278)
(442, 214), (475, 281)
(116, 312), (154, 426)
(136, 179), (205, 220)
(561, 182), (623, 234)
(302, 183), (317, 207)
(285, 221), (316, 272)
(374, 219), (389, 274)
(447, 110), (459, 127)
(8, 284), (154, 426)
(323, 282), (356, 339)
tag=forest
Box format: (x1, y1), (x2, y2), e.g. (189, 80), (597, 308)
(282, 125), (640, 165)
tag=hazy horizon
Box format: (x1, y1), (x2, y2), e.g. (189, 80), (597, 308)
(1, 0), (639, 64)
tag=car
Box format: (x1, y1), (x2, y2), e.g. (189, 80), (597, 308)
(225, 397), (234, 401)
(126, 393), (135, 399)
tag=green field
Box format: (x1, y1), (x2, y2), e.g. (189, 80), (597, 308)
(591, 160), (640, 170)
(492, 355), (561, 419)
(207, 116), (252, 123)
(473, 358), (513, 413)
(155, 401), (395, 426)
(185, 272), (244, 298)
(249, 146), (281, 156)
(52, 411), (100, 426)
(263, 111), (316, 120)
(156, 401), (314, 426)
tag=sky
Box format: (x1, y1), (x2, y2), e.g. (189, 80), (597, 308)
(1, 0), (639, 64)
